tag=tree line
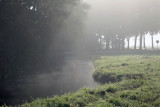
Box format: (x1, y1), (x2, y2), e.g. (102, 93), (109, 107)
(87, 0), (160, 50)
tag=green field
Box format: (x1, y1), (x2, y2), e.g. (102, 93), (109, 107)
(2, 55), (160, 107)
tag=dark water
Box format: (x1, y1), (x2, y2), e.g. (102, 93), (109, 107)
(0, 56), (97, 105)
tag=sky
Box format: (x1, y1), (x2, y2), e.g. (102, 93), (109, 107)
(84, 0), (160, 48)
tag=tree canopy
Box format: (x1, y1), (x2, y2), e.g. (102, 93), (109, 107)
(0, 0), (88, 80)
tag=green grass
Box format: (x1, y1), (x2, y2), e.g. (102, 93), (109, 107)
(2, 55), (160, 107)
(93, 55), (160, 84)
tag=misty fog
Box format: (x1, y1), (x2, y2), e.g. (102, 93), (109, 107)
(84, 0), (160, 49)
(1, 56), (96, 105)
(1, 0), (160, 106)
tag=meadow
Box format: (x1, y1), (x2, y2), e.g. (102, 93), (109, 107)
(2, 54), (160, 107)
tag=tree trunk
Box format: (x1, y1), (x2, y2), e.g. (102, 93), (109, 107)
(134, 36), (137, 50)
(111, 39), (115, 50)
(99, 37), (102, 49)
(143, 35), (146, 49)
(151, 35), (154, 49)
(121, 38), (125, 50)
(117, 39), (120, 49)
(114, 39), (118, 49)
(105, 39), (110, 50)
(99, 37), (101, 45)
(127, 38), (130, 49)
(139, 35), (142, 50)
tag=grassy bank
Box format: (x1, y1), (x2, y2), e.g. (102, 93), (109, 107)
(2, 55), (160, 107)
(92, 55), (160, 106)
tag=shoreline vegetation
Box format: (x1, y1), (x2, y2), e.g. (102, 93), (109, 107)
(2, 52), (160, 107)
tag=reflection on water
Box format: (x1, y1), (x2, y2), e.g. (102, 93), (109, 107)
(1, 56), (97, 105)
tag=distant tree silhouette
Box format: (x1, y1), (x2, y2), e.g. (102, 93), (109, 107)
(88, 0), (160, 51)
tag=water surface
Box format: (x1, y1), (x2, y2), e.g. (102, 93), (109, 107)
(0, 56), (97, 105)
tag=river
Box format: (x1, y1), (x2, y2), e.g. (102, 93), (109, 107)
(0, 56), (97, 105)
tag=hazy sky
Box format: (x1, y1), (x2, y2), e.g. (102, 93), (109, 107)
(84, 0), (160, 48)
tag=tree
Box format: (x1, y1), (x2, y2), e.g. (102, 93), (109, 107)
(126, 36), (130, 49)
(134, 35), (138, 50)
(143, 35), (146, 49)
(0, 0), (88, 80)
(86, 0), (160, 51)
(151, 34), (154, 49)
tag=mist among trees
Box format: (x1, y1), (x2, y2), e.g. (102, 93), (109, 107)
(86, 0), (160, 50)
(0, 0), (89, 80)
(0, 0), (160, 106)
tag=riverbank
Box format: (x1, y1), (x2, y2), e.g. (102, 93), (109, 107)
(0, 57), (96, 106)
(92, 55), (160, 106)
(2, 54), (160, 107)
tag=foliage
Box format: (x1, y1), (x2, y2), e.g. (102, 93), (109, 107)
(0, 0), (88, 80)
